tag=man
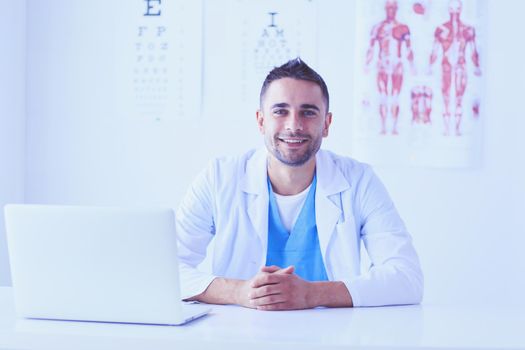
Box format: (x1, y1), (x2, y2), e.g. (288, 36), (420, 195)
(365, 0), (416, 135)
(176, 58), (423, 310)
(429, 0), (481, 136)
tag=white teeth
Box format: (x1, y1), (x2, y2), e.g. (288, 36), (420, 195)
(282, 139), (304, 143)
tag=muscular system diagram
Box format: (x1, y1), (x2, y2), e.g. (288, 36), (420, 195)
(362, 0), (482, 137)
(411, 85), (432, 124)
(365, 0), (415, 135)
(429, 0), (481, 136)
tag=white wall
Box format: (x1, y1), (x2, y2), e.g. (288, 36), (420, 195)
(376, 0), (525, 306)
(24, 0), (262, 209)
(4, 0), (525, 305)
(0, 0), (26, 286)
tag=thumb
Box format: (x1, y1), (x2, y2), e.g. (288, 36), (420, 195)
(260, 265), (281, 273)
(277, 265), (295, 275)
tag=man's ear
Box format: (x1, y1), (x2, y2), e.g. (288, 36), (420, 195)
(323, 112), (333, 137)
(256, 110), (265, 134)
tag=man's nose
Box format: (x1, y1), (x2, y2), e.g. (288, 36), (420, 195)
(285, 112), (303, 131)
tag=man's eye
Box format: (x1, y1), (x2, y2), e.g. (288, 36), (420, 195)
(302, 110), (317, 118)
(273, 109), (287, 116)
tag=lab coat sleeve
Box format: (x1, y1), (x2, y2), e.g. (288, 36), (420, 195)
(345, 167), (424, 307)
(176, 161), (218, 300)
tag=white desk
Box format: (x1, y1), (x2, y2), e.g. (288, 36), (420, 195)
(1, 287), (524, 350)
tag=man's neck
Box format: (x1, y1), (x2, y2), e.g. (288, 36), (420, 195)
(267, 156), (316, 196)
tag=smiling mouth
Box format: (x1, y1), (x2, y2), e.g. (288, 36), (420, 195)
(277, 134), (310, 144)
(279, 138), (308, 144)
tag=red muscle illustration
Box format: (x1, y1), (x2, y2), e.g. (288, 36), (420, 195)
(429, 0), (481, 136)
(366, 0), (416, 135)
(411, 85), (433, 124)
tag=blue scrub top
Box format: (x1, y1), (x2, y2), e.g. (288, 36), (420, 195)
(266, 175), (328, 282)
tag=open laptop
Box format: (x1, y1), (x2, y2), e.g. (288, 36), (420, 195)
(4, 204), (211, 326)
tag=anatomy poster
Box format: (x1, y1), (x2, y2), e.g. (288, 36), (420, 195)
(114, 0), (203, 121)
(353, 0), (486, 167)
(203, 0), (318, 120)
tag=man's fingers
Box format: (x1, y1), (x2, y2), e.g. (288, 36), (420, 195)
(260, 265), (281, 273)
(251, 294), (287, 307)
(257, 302), (290, 311)
(250, 265), (295, 288)
(276, 265), (295, 275)
(250, 272), (283, 288)
(249, 284), (280, 300)
(259, 265), (294, 276)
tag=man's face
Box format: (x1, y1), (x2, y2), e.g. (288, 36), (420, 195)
(257, 78), (332, 167)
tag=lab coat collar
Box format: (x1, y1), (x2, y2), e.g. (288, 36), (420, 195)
(240, 148), (351, 264)
(315, 150), (351, 261)
(315, 149), (351, 196)
(240, 148), (268, 195)
(240, 148), (270, 256)
(239, 148), (350, 195)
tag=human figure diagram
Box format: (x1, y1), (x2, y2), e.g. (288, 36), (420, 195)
(365, 0), (415, 135)
(429, 0), (481, 136)
(366, 0), (481, 136)
(411, 85), (432, 124)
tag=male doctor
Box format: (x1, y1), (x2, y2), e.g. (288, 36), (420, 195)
(176, 58), (423, 310)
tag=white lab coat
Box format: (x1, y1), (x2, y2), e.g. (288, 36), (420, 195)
(176, 148), (423, 306)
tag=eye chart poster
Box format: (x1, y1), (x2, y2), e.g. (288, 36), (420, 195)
(203, 0), (318, 120)
(115, 0), (203, 121)
(352, 0), (486, 168)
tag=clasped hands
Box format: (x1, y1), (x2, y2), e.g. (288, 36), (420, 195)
(236, 265), (313, 311)
(190, 264), (352, 309)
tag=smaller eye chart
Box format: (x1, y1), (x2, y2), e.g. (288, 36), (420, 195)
(115, 0), (203, 122)
(203, 0), (318, 121)
(252, 11), (293, 76)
